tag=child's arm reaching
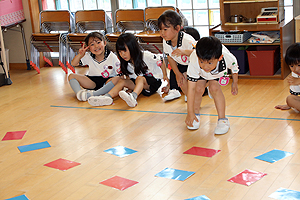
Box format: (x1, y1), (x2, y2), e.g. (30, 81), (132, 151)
(287, 75), (300, 86)
(171, 49), (193, 57)
(231, 73), (238, 95)
(185, 80), (198, 126)
(168, 56), (186, 87)
(71, 45), (89, 66)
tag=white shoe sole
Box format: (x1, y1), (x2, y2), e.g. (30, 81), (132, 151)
(76, 90), (87, 101)
(163, 93), (181, 101)
(119, 91), (137, 107)
(214, 126), (229, 135)
(88, 96), (112, 106)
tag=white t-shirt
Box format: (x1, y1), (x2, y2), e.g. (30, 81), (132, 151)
(187, 45), (239, 81)
(126, 51), (163, 79)
(290, 72), (300, 95)
(163, 31), (196, 66)
(80, 49), (120, 78)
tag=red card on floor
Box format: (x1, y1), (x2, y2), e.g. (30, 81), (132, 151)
(183, 146), (221, 157)
(227, 169), (267, 186)
(2, 130), (27, 141)
(100, 176), (139, 191)
(44, 158), (81, 171)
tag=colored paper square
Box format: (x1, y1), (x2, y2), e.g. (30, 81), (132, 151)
(5, 194), (29, 200)
(155, 167), (195, 181)
(255, 149), (294, 163)
(185, 195), (211, 200)
(18, 141), (51, 153)
(104, 145), (137, 158)
(269, 187), (300, 200)
(227, 169), (267, 186)
(44, 158), (81, 171)
(2, 131), (26, 141)
(184, 146), (221, 157)
(100, 176), (139, 191)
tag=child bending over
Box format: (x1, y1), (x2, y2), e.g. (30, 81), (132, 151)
(275, 43), (300, 112)
(87, 33), (167, 108)
(186, 36), (239, 135)
(68, 32), (120, 101)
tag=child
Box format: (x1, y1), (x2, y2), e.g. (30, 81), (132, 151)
(275, 43), (300, 112)
(158, 10), (196, 101)
(87, 33), (167, 107)
(68, 32), (120, 101)
(186, 36), (239, 135)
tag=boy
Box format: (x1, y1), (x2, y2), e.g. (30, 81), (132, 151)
(275, 43), (300, 112)
(186, 36), (239, 135)
(158, 10), (196, 101)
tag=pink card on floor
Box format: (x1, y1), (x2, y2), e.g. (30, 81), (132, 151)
(2, 130), (27, 141)
(183, 146), (221, 157)
(227, 169), (267, 186)
(100, 176), (139, 191)
(44, 158), (81, 171)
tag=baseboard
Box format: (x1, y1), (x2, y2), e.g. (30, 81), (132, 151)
(10, 63), (28, 70)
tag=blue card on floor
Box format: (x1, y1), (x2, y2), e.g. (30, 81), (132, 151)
(185, 195), (210, 200)
(18, 141), (51, 153)
(104, 145), (137, 157)
(254, 149), (293, 163)
(5, 194), (29, 200)
(155, 167), (195, 181)
(269, 187), (300, 200)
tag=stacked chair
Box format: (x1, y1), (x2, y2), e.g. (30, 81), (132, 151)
(66, 10), (112, 73)
(30, 10), (74, 73)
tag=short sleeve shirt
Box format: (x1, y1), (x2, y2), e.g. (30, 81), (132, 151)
(80, 48), (121, 78)
(163, 31), (196, 65)
(290, 72), (300, 95)
(187, 45), (239, 81)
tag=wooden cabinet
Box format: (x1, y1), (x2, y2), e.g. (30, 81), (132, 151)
(210, 0), (294, 79)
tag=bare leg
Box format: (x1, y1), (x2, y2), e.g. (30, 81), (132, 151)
(287, 95), (300, 111)
(133, 76), (150, 96)
(108, 79), (135, 98)
(209, 80), (225, 119)
(194, 80), (207, 114)
(68, 73), (96, 89)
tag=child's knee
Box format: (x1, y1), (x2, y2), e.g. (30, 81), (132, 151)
(68, 74), (75, 81)
(195, 85), (205, 94)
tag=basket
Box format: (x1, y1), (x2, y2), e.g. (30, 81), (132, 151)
(215, 32), (252, 43)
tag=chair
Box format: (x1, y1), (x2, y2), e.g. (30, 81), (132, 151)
(66, 10), (112, 71)
(105, 9), (145, 52)
(30, 10), (74, 73)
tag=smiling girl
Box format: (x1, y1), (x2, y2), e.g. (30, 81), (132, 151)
(68, 32), (120, 101)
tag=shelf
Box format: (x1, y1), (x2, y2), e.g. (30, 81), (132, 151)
(223, 0), (277, 4)
(222, 42), (280, 46)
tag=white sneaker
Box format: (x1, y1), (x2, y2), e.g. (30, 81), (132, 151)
(207, 86), (213, 99)
(88, 95), (113, 106)
(214, 119), (230, 135)
(185, 95), (187, 102)
(76, 89), (94, 101)
(119, 91), (137, 107)
(163, 89), (181, 101)
(187, 115), (200, 130)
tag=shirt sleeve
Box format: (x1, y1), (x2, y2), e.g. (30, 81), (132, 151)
(187, 51), (200, 82)
(223, 50), (239, 74)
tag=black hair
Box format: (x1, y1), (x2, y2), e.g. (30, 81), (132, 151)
(158, 10), (182, 30)
(116, 33), (147, 76)
(84, 32), (105, 46)
(196, 36), (222, 61)
(285, 43), (300, 66)
(182, 26), (200, 41)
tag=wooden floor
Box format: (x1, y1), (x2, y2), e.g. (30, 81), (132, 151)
(1, 67), (300, 200)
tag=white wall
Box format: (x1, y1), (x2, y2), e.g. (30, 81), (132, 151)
(3, 0), (32, 64)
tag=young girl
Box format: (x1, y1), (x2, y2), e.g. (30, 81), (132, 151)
(275, 43), (300, 112)
(87, 33), (167, 107)
(68, 32), (120, 101)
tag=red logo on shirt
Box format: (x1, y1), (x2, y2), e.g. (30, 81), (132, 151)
(181, 55), (187, 62)
(101, 70), (110, 78)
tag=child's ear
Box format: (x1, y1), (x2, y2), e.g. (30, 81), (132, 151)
(175, 25), (181, 32)
(218, 55), (223, 61)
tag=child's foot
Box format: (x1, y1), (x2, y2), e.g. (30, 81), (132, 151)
(214, 118), (230, 135)
(76, 89), (94, 101)
(163, 89), (181, 101)
(207, 86), (213, 99)
(88, 95), (113, 106)
(119, 91), (137, 107)
(187, 115), (200, 130)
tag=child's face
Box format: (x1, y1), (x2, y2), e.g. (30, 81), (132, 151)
(118, 45), (131, 62)
(198, 55), (223, 73)
(290, 63), (300, 76)
(88, 37), (105, 55)
(159, 23), (180, 42)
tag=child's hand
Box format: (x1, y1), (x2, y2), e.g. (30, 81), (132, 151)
(171, 49), (184, 57)
(287, 75), (300, 86)
(176, 73), (186, 87)
(78, 45), (89, 57)
(231, 82), (238, 95)
(185, 113), (198, 127)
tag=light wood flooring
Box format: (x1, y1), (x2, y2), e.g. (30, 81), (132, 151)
(0, 67), (300, 200)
